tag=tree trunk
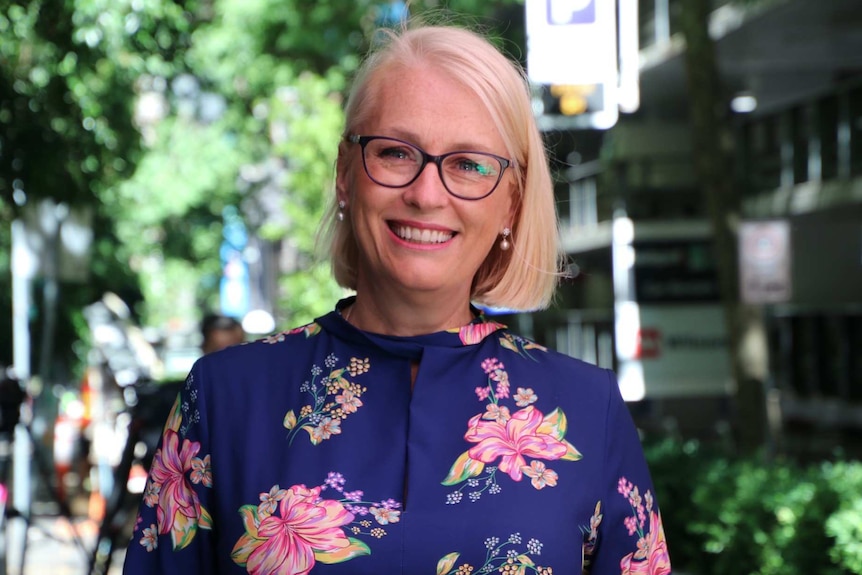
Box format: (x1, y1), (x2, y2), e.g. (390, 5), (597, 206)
(678, 0), (770, 454)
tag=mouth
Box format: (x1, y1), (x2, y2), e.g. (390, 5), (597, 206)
(390, 223), (455, 245)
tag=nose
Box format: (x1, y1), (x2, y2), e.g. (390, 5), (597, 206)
(402, 161), (448, 208)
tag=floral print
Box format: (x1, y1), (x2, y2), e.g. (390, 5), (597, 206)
(140, 398), (213, 551)
(442, 357), (582, 500)
(499, 332), (547, 359)
(123, 301), (670, 574)
(436, 533), (553, 575)
(581, 501), (603, 572)
(452, 320), (508, 345)
(262, 322), (321, 344)
(283, 354), (370, 446)
(616, 478), (671, 575)
(231, 474), (401, 575)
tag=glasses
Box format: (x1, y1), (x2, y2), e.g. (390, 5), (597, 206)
(347, 135), (512, 201)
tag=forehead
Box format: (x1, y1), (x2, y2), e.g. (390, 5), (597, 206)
(362, 64), (505, 152)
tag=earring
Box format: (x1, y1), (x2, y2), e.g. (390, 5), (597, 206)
(500, 227), (511, 251)
(337, 200), (346, 222)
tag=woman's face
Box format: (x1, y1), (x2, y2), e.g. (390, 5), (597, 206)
(338, 65), (515, 304)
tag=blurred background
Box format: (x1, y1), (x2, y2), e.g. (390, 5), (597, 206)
(1, 0), (861, 573)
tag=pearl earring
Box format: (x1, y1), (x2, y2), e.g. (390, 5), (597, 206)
(500, 227), (511, 251)
(337, 200), (346, 222)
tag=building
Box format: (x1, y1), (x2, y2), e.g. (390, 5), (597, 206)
(517, 0), (862, 451)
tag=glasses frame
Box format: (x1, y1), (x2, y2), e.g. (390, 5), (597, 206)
(347, 134), (512, 201)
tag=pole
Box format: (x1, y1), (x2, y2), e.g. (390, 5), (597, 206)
(9, 220), (35, 575)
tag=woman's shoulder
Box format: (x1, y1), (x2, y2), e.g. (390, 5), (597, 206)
(193, 319), (329, 372)
(494, 328), (616, 392)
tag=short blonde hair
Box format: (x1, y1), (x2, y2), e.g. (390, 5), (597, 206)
(323, 23), (563, 311)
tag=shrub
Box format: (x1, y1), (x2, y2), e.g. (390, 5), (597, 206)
(644, 438), (862, 575)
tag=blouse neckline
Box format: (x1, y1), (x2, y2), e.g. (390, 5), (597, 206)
(313, 297), (508, 359)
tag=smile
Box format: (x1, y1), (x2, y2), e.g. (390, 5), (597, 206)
(391, 224), (454, 245)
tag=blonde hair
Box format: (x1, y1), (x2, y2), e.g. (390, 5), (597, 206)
(322, 23), (563, 311)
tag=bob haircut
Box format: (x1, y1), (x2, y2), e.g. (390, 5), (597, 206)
(323, 22), (563, 311)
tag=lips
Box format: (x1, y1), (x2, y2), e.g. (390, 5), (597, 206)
(390, 223), (454, 245)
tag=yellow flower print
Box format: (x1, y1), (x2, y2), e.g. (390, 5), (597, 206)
(370, 506), (401, 525)
(483, 403), (511, 424)
(521, 461), (558, 490)
(310, 417), (341, 444)
(285, 357), (369, 446)
(513, 387), (537, 407)
(336, 389), (363, 414)
(348, 357), (370, 376)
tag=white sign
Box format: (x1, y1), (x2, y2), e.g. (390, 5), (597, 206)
(525, 0), (618, 86)
(637, 304), (733, 398)
(739, 220), (792, 304)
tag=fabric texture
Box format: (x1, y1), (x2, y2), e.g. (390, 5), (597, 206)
(123, 298), (671, 575)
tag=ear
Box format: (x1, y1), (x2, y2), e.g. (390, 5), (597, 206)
(335, 148), (350, 204)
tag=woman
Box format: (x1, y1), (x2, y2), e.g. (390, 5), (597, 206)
(123, 22), (671, 575)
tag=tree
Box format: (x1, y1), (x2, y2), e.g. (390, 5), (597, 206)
(0, 0), (526, 375)
(0, 0), (203, 373)
(678, 0), (769, 453)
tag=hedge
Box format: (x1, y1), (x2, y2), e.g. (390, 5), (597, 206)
(644, 438), (862, 575)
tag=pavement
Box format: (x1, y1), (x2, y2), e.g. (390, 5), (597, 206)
(4, 505), (125, 575)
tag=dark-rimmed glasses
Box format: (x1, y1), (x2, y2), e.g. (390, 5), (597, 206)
(347, 135), (512, 201)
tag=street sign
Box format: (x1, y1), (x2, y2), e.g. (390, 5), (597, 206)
(526, 0), (619, 129)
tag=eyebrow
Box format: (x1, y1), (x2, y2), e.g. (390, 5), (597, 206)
(382, 127), (498, 154)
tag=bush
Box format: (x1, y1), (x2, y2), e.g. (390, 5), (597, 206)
(644, 438), (862, 575)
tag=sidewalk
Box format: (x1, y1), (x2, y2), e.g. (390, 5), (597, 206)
(5, 514), (125, 575)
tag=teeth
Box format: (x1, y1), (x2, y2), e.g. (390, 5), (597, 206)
(394, 225), (453, 244)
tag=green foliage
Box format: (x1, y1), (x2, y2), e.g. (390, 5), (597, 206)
(645, 438), (862, 575)
(1, 0), (530, 374)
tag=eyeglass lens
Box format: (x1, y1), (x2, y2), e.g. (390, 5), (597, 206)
(361, 137), (505, 199)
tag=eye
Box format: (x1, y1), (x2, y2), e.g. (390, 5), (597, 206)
(376, 144), (417, 162)
(450, 155), (498, 177)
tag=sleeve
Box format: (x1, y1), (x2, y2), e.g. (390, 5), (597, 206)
(122, 360), (217, 574)
(583, 370), (672, 575)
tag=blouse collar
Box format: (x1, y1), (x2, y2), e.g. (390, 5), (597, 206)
(314, 297), (508, 359)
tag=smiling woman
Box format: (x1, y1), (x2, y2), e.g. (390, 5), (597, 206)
(122, 18), (671, 575)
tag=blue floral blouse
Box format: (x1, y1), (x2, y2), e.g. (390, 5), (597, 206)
(123, 298), (671, 575)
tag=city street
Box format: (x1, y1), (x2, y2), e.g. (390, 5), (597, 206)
(5, 505), (125, 575)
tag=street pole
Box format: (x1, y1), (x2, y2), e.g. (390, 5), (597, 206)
(9, 219), (35, 575)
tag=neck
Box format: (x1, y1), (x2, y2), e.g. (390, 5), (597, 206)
(346, 288), (474, 336)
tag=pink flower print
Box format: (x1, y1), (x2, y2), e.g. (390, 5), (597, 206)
(377, 498), (401, 510)
(189, 454), (212, 487)
(618, 477), (633, 498)
(311, 417), (341, 443)
(521, 460), (558, 490)
(343, 490), (363, 502)
(513, 387), (537, 407)
(494, 372), (510, 399)
(458, 322), (506, 345)
(645, 490), (654, 512)
(464, 406), (569, 482)
(234, 485), (357, 575)
(370, 506), (401, 525)
(148, 429), (210, 548)
(483, 403), (511, 424)
(324, 472), (346, 491)
(259, 485), (288, 515)
(143, 480), (160, 507)
(624, 515), (639, 536)
(140, 524), (158, 552)
(481, 358), (503, 374)
(619, 510), (671, 575)
(335, 389), (363, 414)
(475, 386), (491, 401)
(629, 486), (642, 509)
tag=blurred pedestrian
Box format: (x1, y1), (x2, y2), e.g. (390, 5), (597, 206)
(200, 313), (245, 355)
